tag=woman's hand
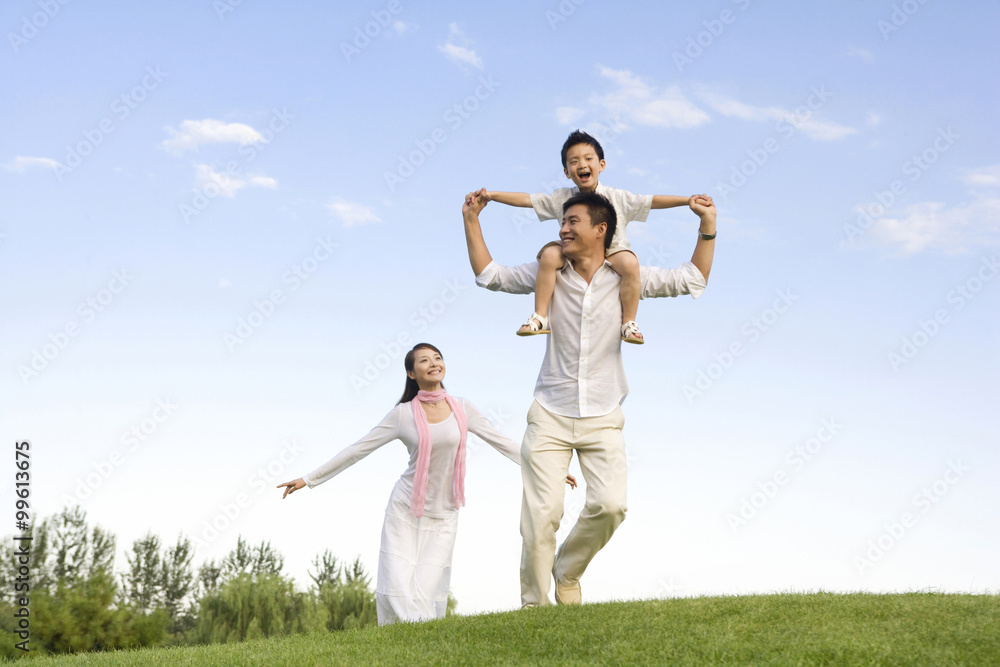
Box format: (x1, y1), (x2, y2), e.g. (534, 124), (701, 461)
(277, 478), (306, 499)
(565, 475), (578, 489)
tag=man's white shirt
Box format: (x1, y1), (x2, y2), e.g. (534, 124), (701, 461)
(476, 259), (706, 418)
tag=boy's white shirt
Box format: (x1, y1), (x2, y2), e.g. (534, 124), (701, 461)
(529, 182), (653, 254)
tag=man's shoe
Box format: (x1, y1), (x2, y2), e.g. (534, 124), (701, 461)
(554, 579), (581, 605)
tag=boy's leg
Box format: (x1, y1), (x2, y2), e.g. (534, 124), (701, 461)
(607, 250), (642, 341)
(518, 242), (565, 334)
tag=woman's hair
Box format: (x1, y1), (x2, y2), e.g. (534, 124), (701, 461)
(397, 343), (444, 404)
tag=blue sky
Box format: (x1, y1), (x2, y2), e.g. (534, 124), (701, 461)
(2, 1), (998, 613)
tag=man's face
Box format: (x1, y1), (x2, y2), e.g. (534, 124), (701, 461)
(560, 204), (605, 257)
(563, 143), (605, 192)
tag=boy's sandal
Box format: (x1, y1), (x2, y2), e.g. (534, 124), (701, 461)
(621, 321), (645, 345)
(517, 312), (551, 336)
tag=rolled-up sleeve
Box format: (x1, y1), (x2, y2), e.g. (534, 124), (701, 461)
(475, 260), (538, 295)
(640, 261), (707, 300)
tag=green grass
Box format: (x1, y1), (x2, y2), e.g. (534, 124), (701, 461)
(16, 592), (1000, 666)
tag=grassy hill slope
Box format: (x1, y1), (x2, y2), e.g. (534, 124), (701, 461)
(20, 592), (1000, 665)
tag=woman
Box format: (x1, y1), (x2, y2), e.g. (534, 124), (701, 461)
(278, 343), (575, 625)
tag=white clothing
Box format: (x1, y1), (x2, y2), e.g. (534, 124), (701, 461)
(303, 398), (520, 624)
(530, 183), (653, 255)
(476, 260), (706, 418)
(376, 484), (458, 625)
(303, 399), (519, 517)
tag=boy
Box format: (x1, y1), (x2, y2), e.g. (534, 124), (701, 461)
(484, 130), (710, 343)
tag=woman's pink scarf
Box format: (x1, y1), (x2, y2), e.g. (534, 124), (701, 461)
(409, 389), (468, 517)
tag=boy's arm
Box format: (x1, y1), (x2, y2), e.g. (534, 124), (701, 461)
(485, 191), (532, 208)
(652, 194), (700, 209)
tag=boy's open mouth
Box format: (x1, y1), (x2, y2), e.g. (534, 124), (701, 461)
(578, 170), (591, 179)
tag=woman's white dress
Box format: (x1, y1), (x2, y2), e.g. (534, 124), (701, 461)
(302, 398), (520, 625)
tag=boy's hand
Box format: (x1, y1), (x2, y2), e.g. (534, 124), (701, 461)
(463, 188), (489, 217)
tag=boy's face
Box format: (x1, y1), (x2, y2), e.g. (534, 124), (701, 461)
(563, 143), (605, 192)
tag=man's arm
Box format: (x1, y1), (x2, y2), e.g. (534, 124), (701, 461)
(463, 189), (494, 276)
(463, 188), (538, 293)
(689, 195), (716, 282)
(485, 191), (532, 208)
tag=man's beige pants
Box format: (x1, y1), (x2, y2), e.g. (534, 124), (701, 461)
(519, 400), (628, 606)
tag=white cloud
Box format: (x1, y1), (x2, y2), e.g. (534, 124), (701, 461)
(249, 175), (278, 189)
(219, 278), (232, 288)
(593, 67), (710, 130)
(193, 164), (276, 198)
(393, 20), (413, 35)
(866, 112), (883, 127)
(438, 23), (483, 70)
(555, 106), (585, 125)
(3, 156), (60, 171)
(326, 198), (380, 227)
(699, 91), (857, 141)
(163, 119), (263, 154)
(964, 165), (1000, 188)
(871, 196), (1000, 255)
(846, 46), (874, 61)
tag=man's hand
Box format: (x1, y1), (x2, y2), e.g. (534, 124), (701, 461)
(688, 194), (714, 213)
(689, 194), (716, 222)
(463, 188), (489, 218)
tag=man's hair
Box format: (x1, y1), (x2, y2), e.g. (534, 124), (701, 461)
(560, 130), (605, 168)
(563, 192), (617, 250)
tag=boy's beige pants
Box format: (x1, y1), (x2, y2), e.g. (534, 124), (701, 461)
(519, 400), (628, 607)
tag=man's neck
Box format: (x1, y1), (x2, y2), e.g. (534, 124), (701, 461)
(566, 250), (607, 284)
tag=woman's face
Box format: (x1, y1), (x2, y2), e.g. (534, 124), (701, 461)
(407, 347), (446, 389)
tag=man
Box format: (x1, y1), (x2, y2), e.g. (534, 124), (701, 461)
(462, 187), (716, 607)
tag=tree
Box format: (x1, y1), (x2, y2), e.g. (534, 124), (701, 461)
(123, 532), (162, 612)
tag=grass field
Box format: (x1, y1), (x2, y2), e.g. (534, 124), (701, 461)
(15, 592), (1000, 665)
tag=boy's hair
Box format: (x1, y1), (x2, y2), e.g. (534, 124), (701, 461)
(561, 130), (605, 168)
(563, 192), (617, 250)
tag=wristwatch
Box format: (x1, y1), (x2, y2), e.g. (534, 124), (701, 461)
(699, 230), (716, 240)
